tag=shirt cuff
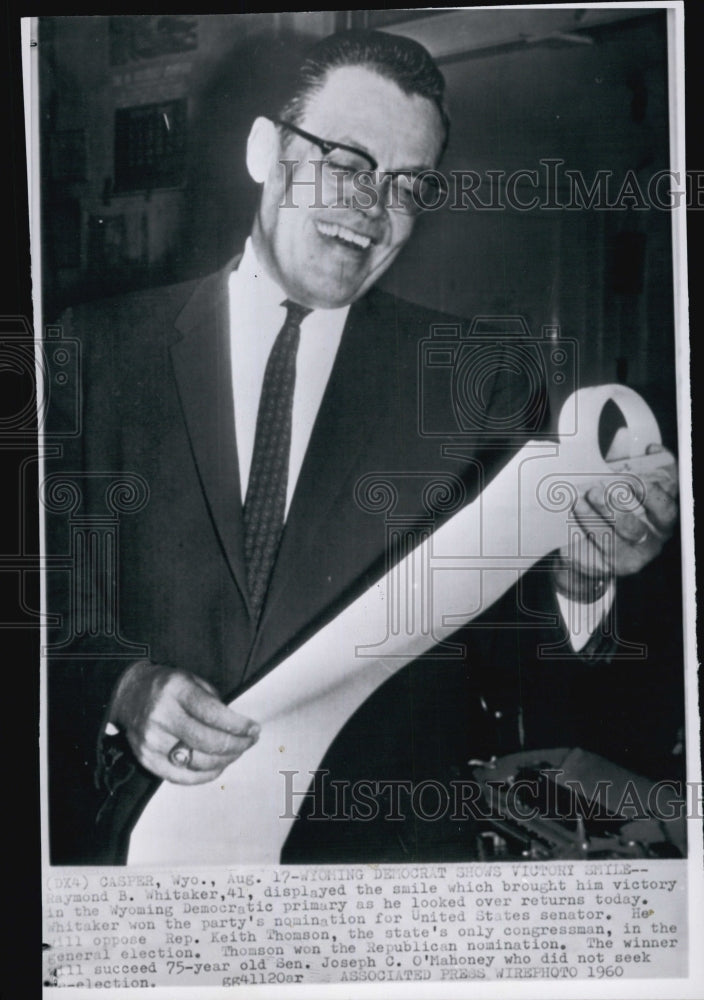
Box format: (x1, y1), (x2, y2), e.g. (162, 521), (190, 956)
(555, 583), (616, 652)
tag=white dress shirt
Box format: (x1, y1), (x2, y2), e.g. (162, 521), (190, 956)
(228, 239), (350, 516)
(556, 584), (614, 652)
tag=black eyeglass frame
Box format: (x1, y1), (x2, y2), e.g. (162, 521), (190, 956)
(275, 118), (377, 171)
(273, 118), (448, 209)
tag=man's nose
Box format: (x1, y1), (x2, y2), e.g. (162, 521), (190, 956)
(353, 171), (389, 217)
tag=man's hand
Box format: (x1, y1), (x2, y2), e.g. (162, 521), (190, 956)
(553, 444), (679, 601)
(110, 661), (260, 785)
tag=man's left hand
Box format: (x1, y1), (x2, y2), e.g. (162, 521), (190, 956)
(554, 444), (679, 600)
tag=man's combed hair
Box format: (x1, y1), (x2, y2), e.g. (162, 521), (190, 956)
(278, 29), (450, 155)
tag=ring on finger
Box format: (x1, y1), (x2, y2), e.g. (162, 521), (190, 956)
(168, 742), (193, 769)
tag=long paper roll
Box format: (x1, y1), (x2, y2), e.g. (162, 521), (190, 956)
(128, 385), (667, 864)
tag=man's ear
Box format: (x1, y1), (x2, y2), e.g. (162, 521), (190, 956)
(246, 117), (280, 183)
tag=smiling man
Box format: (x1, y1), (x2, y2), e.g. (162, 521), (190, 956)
(248, 62), (446, 308)
(46, 29), (679, 864)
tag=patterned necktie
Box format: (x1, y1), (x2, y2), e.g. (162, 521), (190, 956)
(243, 299), (311, 622)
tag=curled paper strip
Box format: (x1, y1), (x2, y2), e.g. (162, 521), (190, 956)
(128, 384), (667, 865)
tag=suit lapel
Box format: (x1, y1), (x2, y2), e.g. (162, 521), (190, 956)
(169, 257), (251, 610)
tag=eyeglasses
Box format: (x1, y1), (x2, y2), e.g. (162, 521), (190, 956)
(274, 119), (447, 216)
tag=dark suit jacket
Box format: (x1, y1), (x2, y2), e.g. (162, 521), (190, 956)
(45, 261), (684, 864)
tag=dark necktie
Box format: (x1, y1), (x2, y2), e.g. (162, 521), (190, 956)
(243, 299), (311, 622)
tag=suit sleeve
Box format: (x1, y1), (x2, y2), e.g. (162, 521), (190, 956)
(44, 303), (158, 864)
(471, 339), (621, 660)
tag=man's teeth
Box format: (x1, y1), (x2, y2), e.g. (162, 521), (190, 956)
(316, 221), (372, 250)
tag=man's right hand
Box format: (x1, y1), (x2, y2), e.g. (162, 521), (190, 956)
(109, 661), (260, 785)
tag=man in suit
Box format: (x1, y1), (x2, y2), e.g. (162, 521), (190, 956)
(46, 29), (679, 864)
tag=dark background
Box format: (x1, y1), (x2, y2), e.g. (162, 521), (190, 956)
(1, 3), (702, 997)
(38, 8), (678, 425)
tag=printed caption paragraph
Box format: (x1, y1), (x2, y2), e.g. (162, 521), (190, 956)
(43, 860), (687, 987)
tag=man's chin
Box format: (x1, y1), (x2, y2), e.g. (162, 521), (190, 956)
(293, 278), (369, 310)
(299, 261), (393, 309)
